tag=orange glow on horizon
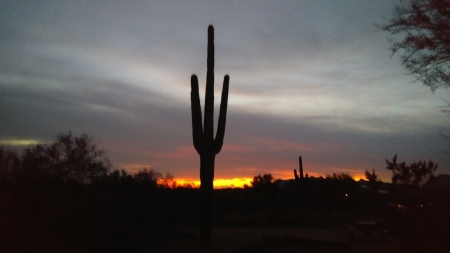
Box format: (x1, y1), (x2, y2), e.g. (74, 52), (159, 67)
(173, 178), (254, 189)
(352, 175), (365, 181)
(171, 172), (367, 189)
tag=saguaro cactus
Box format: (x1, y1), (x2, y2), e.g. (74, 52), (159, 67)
(190, 25), (229, 246)
(299, 156), (304, 180)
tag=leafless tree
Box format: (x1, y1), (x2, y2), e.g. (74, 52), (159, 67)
(383, 0), (450, 91)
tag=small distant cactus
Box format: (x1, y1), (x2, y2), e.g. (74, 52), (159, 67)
(190, 25), (230, 246)
(299, 156), (304, 180)
(294, 169), (299, 181)
(295, 156), (307, 186)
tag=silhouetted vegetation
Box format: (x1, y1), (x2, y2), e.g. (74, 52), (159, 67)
(190, 24), (230, 246)
(18, 132), (111, 184)
(1, 138), (449, 252)
(383, 0), (450, 90)
(385, 154), (437, 187)
(251, 174), (275, 191)
(294, 156), (308, 187)
(0, 133), (196, 252)
(364, 169), (380, 183)
(326, 172), (353, 181)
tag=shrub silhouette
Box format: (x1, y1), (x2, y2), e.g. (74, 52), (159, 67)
(190, 25), (230, 246)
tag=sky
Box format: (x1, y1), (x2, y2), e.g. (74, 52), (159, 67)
(1, 1), (449, 186)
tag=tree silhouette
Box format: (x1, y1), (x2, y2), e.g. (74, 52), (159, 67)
(251, 174), (275, 191)
(0, 147), (20, 183)
(158, 172), (177, 188)
(385, 154), (437, 186)
(190, 25), (230, 246)
(439, 101), (450, 154)
(20, 131), (111, 184)
(133, 168), (161, 188)
(364, 169), (380, 183)
(383, 0), (450, 90)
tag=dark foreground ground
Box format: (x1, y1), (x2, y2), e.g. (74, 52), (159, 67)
(1, 180), (448, 252)
(153, 226), (401, 253)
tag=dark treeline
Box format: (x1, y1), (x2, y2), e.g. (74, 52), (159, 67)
(0, 133), (198, 252)
(1, 133), (449, 252)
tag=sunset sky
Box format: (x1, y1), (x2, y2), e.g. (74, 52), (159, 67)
(1, 1), (449, 186)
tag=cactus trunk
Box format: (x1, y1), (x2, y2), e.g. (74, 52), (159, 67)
(199, 153), (214, 245)
(190, 25), (229, 247)
(299, 156), (304, 180)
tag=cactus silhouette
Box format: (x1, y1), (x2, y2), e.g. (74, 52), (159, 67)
(295, 156), (307, 187)
(190, 25), (229, 246)
(299, 156), (304, 180)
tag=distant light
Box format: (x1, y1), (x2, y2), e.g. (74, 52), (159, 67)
(345, 193), (349, 197)
(0, 139), (44, 146)
(396, 204), (406, 210)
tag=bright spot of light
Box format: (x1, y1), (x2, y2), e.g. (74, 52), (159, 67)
(0, 139), (45, 146)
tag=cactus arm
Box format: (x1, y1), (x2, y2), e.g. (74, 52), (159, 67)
(213, 75), (229, 154)
(191, 74), (204, 154)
